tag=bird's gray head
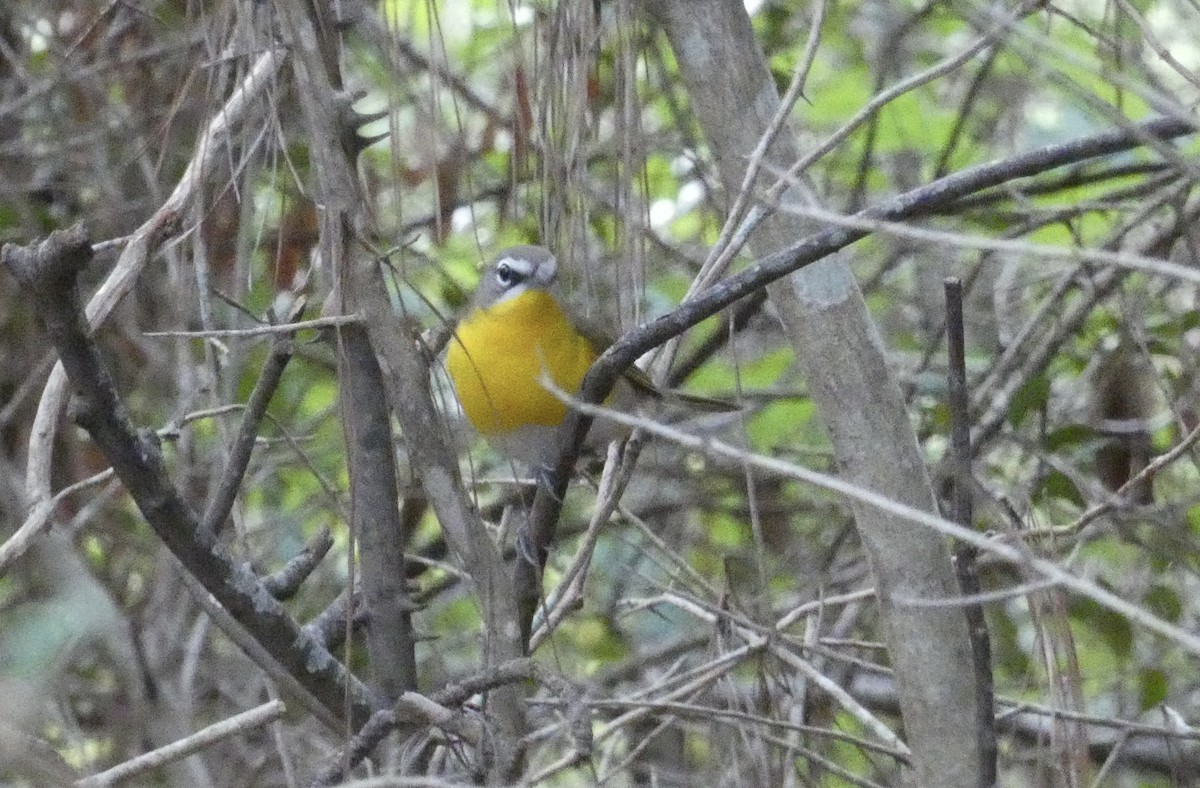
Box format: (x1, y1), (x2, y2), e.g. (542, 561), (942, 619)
(474, 245), (559, 309)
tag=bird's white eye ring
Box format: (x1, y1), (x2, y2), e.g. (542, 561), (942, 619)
(496, 261), (516, 287)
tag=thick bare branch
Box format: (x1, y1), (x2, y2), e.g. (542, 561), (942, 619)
(349, 257), (528, 779)
(2, 225), (377, 727)
(273, 0), (527, 777)
(338, 322), (417, 699)
(8, 47), (286, 572)
(270, 0), (421, 738)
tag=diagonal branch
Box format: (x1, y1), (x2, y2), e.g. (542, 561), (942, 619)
(2, 225), (378, 729)
(349, 257), (528, 778)
(519, 112), (1197, 643)
(271, 0), (420, 715)
(5, 47), (286, 573)
(274, 0), (527, 777)
(530, 112), (1197, 532)
(201, 331), (295, 534)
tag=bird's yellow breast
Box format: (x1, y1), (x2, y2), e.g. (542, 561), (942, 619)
(447, 290), (598, 436)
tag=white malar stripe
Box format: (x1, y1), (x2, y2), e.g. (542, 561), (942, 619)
(492, 282), (530, 305)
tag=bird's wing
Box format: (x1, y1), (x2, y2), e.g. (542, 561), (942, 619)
(570, 310), (738, 412)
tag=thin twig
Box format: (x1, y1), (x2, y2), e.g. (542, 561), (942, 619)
(552, 392), (1200, 657)
(75, 701), (286, 787)
(1035, 418), (1200, 538)
(201, 333), (295, 534)
(693, 0), (1043, 296)
(262, 526), (335, 600)
(778, 202), (1200, 284)
(944, 276), (996, 788)
(685, 0), (830, 298)
(660, 591), (908, 754)
(520, 114), (1198, 644)
(144, 314), (363, 339)
(3, 225), (376, 728)
(15, 47), (287, 571)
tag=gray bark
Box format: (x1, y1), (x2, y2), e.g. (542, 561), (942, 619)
(643, 2), (986, 785)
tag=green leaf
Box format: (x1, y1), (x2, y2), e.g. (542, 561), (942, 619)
(1035, 470), (1084, 507)
(572, 617), (627, 662)
(1145, 584), (1182, 623)
(1008, 374), (1051, 428)
(990, 611), (1032, 679)
(1072, 596), (1134, 659)
(748, 399), (818, 452)
(1140, 668), (1168, 710)
(1045, 423), (1098, 451)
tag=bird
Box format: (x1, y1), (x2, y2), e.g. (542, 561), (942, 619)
(445, 245), (732, 468)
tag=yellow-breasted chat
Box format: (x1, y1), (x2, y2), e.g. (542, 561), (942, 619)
(446, 245), (731, 467)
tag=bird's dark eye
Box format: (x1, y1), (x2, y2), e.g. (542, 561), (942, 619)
(495, 262), (516, 287)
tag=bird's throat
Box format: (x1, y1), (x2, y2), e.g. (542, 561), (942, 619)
(447, 290), (598, 436)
